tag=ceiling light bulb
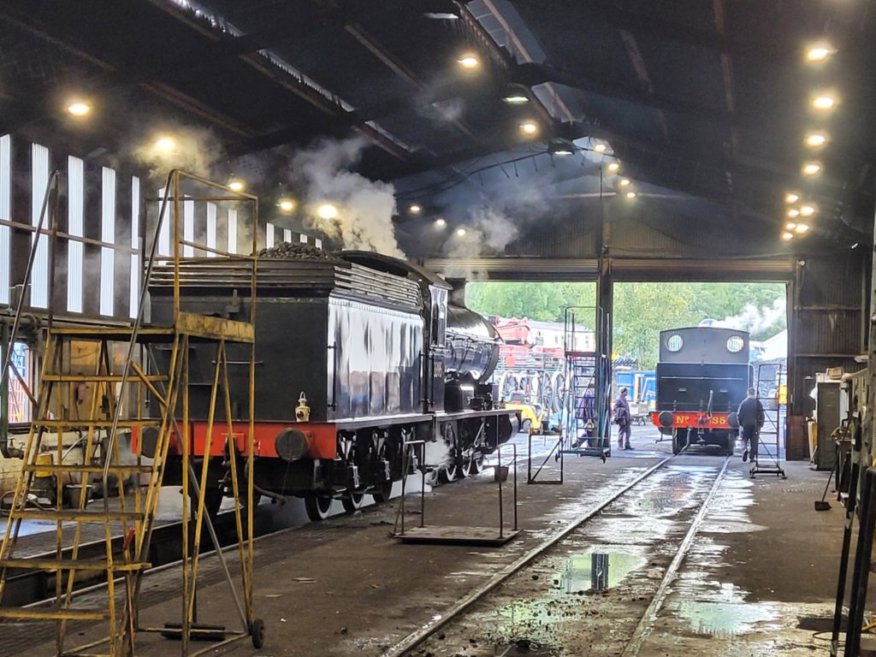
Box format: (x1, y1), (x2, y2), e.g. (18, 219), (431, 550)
(317, 203), (338, 220)
(66, 100), (91, 117)
(785, 192), (800, 204)
(787, 208), (800, 218)
(594, 144), (607, 154)
(806, 43), (835, 62)
(794, 223), (810, 234)
(228, 179), (244, 192)
(805, 132), (828, 148)
(800, 204), (815, 217)
(625, 191), (636, 199)
(502, 93), (529, 105)
(607, 162), (620, 173)
(154, 136), (175, 153)
(812, 94), (836, 111)
(519, 121), (539, 136)
(456, 228), (467, 237)
(802, 162), (822, 176)
(619, 178), (631, 187)
(278, 198), (295, 212)
(786, 222), (797, 230)
(781, 231), (794, 241)
(435, 218), (446, 228)
(409, 204), (422, 215)
(458, 54), (480, 69)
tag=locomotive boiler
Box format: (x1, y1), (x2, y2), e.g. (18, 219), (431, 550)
(650, 326), (751, 455)
(143, 247), (515, 520)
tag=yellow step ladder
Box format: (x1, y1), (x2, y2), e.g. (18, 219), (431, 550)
(0, 170), (262, 657)
(0, 327), (176, 657)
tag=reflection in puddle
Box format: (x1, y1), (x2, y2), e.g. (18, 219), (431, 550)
(676, 582), (780, 636)
(553, 550), (646, 594)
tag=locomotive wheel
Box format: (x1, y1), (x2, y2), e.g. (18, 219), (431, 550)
(464, 451), (485, 476)
(672, 430), (688, 456)
(341, 493), (365, 513)
(190, 486), (223, 520)
(304, 493), (334, 521)
(439, 423), (461, 483)
(440, 459), (460, 483)
(371, 479), (393, 504)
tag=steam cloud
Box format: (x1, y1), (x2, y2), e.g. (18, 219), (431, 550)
(130, 124), (225, 181)
(715, 297), (787, 334)
(442, 208), (520, 280)
(289, 137), (403, 257)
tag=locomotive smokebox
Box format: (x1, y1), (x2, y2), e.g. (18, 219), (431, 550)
(276, 428), (311, 462)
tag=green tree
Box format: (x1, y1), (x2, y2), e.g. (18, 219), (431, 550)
(465, 280), (787, 369)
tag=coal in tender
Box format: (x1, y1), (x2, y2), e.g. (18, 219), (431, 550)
(257, 242), (341, 261)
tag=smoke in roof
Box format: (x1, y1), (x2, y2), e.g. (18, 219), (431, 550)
(289, 137), (403, 257)
(130, 124), (225, 181)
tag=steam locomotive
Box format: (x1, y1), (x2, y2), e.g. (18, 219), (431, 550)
(144, 248), (516, 520)
(649, 326), (751, 455)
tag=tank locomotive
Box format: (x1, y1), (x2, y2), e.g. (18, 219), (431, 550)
(142, 248), (516, 520)
(650, 326), (750, 455)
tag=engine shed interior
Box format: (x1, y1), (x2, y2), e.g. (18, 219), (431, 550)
(0, 2), (875, 657)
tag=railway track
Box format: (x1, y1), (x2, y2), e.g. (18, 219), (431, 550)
(1, 446), (726, 657)
(0, 507), (276, 609)
(381, 453), (731, 657)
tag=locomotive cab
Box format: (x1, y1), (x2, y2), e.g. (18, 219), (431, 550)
(650, 326), (751, 455)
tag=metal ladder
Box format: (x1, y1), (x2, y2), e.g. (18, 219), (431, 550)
(0, 326), (172, 656)
(750, 363), (786, 479)
(0, 170), (262, 656)
(560, 306), (610, 461)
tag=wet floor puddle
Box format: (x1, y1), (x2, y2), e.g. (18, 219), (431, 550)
(670, 582), (780, 637)
(552, 550), (646, 594)
(677, 599), (779, 636)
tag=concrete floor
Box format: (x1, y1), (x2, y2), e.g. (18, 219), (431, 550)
(7, 426), (851, 657)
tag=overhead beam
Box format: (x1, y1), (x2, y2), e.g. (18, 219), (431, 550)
(512, 0), (796, 65)
(344, 23), (479, 142)
(713, 0), (740, 201)
(0, 3), (255, 138)
(145, 0), (412, 161)
(618, 30), (669, 142)
(422, 255), (795, 282)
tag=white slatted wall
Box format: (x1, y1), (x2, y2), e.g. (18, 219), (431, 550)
(0, 135), (142, 321)
(30, 144), (50, 308)
(67, 156), (84, 313)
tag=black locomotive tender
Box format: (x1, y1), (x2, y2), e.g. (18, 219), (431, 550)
(146, 247), (517, 520)
(649, 326), (751, 455)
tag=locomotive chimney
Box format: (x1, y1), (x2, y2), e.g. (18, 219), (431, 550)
(444, 276), (468, 307)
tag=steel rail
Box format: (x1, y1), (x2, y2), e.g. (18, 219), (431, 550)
(381, 455), (674, 657)
(620, 456), (730, 657)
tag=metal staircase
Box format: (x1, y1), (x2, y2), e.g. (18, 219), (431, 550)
(0, 170), (262, 656)
(560, 306), (611, 461)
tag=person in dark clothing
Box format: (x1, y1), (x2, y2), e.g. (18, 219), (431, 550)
(737, 387), (765, 463)
(614, 387), (632, 450)
(572, 388), (596, 448)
